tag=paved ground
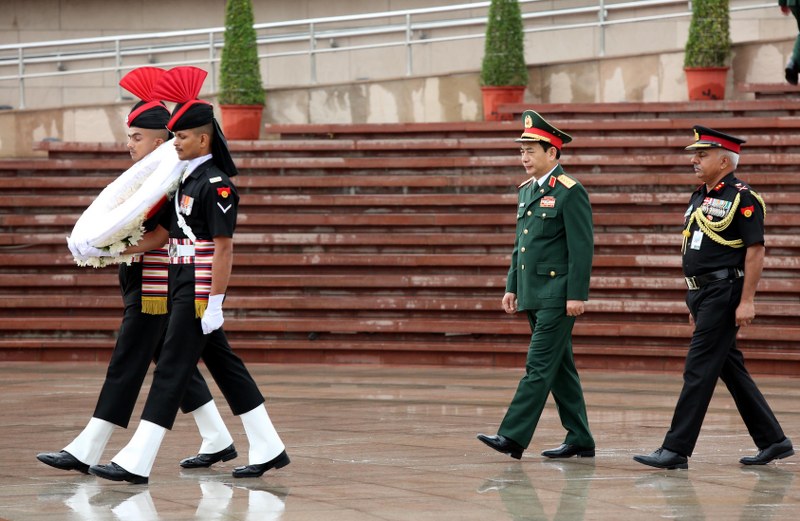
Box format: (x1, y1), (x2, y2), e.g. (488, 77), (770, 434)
(1, 362), (797, 520)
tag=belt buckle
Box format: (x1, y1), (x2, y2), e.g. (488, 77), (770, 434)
(685, 276), (699, 291)
(168, 243), (177, 258)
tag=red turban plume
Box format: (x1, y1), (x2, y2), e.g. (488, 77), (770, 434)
(119, 67), (167, 102)
(151, 66), (208, 103)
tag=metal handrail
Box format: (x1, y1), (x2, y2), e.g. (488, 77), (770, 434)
(0, 0), (777, 109)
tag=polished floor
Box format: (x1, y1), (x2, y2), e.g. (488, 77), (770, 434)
(0, 362), (798, 520)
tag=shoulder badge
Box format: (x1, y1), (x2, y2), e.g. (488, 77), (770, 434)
(208, 176), (223, 184)
(557, 174), (576, 189)
(517, 176), (535, 190)
(734, 182), (750, 192)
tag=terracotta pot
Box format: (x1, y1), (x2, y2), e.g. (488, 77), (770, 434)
(684, 67), (729, 101)
(481, 86), (526, 121)
(219, 104), (263, 140)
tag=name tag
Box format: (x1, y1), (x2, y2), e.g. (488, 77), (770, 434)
(690, 230), (703, 250)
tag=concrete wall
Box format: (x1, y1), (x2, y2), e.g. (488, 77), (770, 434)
(1, 2), (794, 110)
(1, 36), (795, 158)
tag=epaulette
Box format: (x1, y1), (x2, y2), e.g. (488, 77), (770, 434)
(517, 176), (536, 190)
(557, 174), (576, 189)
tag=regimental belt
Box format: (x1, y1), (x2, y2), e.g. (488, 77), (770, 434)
(167, 237), (215, 318)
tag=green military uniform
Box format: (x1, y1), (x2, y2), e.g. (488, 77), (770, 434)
(780, 0), (800, 84)
(497, 111), (595, 450)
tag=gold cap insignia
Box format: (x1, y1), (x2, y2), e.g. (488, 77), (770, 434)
(524, 114), (533, 129)
(693, 129), (700, 142)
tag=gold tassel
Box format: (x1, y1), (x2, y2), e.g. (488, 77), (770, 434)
(195, 300), (208, 319)
(141, 297), (168, 315)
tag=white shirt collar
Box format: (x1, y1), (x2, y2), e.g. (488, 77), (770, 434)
(183, 154), (213, 180)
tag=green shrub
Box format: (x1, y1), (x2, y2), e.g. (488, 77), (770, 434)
(480, 0), (528, 86)
(684, 0), (731, 68)
(219, 0), (265, 105)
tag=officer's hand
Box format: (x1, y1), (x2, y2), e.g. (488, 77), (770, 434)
(502, 292), (517, 314)
(781, 6), (791, 16)
(76, 240), (115, 258)
(735, 300), (756, 328)
(566, 300), (585, 317)
(201, 294), (225, 334)
(66, 236), (88, 262)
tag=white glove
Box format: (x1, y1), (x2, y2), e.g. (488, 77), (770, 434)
(76, 240), (115, 258)
(201, 294), (225, 335)
(66, 236), (88, 262)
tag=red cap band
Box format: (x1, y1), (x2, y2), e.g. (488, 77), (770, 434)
(699, 133), (741, 153)
(520, 127), (564, 150)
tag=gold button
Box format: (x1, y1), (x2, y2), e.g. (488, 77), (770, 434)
(523, 229), (528, 234)
(520, 247), (526, 252)
(521, 265), (525, 270)
(527, 210), (532, 216)
(542, 212), (547, 217)
(549, 270), (556, 277)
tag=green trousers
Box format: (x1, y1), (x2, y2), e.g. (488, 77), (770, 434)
(792, 7), (800, 62)
(498, 307), (594, 448)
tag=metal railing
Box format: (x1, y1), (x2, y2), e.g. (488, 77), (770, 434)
(0, 0), (776, 109)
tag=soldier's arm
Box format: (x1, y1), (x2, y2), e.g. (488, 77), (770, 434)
(736, 243), (764, 327)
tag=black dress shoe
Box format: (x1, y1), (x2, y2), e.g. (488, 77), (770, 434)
(740, 438), (794, 466)
(89, 462), (148, 484)
(786, 59), (799, 86)
(36, 450), (90, 474)
(541, 443), (595, 459)
(180, 444), (237, 468)
(633, 447), (688, 470)
(232, 450), (291, 478)
(476, 434), (524, 460)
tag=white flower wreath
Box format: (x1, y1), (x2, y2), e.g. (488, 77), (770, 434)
(69, 139), (186, 267)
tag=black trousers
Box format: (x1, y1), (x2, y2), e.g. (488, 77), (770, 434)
(140, 264), (264, 429)
(662, 278), (785, 456)
(93, 262), (214, 427)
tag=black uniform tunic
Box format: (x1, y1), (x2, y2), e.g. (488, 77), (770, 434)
(662, 172), (785, 457)
(93, 209), (214, 427)
(140, 159), (263, 429)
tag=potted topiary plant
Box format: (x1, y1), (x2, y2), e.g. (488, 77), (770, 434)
(480, 0), (528, 121)
(684, 0), (731, 101)
(218, 0), (264, 139)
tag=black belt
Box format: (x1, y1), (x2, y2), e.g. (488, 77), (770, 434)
(685, 268), (744, 291)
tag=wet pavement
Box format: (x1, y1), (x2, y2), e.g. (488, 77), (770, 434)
(1, 362), (797, 520)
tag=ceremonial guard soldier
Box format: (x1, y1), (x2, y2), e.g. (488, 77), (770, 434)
(37, 67), (235, 475)
(477, 110), (595, 460)
(634, 126), (794, 469)
(87, 67), (289, 484)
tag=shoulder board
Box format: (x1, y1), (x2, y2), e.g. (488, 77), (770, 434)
(733, 181), (750, 192)
(557, 174), (576, 189)
(517, 176), (536, 190)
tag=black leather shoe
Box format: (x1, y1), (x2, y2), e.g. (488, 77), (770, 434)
(180, 444), (237, 468)
(36, 450), (90, 474)
(541, 443), (595, 459)
(476, 434), (524, 460)
(232, 450), (291, 478)
(740, 438), (794, 465)
(786, 59), (799, 86)
(89, 462), (148, 484)
(633, 448), (688, 470)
